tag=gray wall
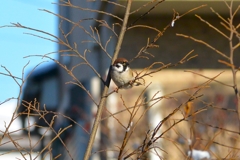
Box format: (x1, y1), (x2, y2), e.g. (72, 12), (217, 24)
(118, 15), (240, 69)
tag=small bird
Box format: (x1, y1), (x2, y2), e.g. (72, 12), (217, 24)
(110, 58), (141, 90)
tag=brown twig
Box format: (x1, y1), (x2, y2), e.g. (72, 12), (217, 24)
(176, 33), (229, 60)
(84, 0), (133, 159)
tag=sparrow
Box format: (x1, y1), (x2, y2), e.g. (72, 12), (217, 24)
(110, 58), (141, 89)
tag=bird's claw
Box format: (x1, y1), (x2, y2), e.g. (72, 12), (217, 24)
(114, 87), (119, 93)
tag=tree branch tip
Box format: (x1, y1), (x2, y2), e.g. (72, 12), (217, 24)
(11, 22), (22, 27)
(187, 54), (198, 61)
(0, 25), (9, 28)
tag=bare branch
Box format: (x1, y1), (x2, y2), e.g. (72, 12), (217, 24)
(195, 14), (229, 39)
(176, 33), (230, 60)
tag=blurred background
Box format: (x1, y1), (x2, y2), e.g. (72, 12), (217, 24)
(0, 0), (240, 160)
(0, 0), (57, 159)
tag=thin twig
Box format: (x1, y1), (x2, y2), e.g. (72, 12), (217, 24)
(83, 0), (133, 159)
(176, 33), (230, 60)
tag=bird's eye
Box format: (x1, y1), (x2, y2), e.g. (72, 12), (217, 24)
(116, 64), (120, 68)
